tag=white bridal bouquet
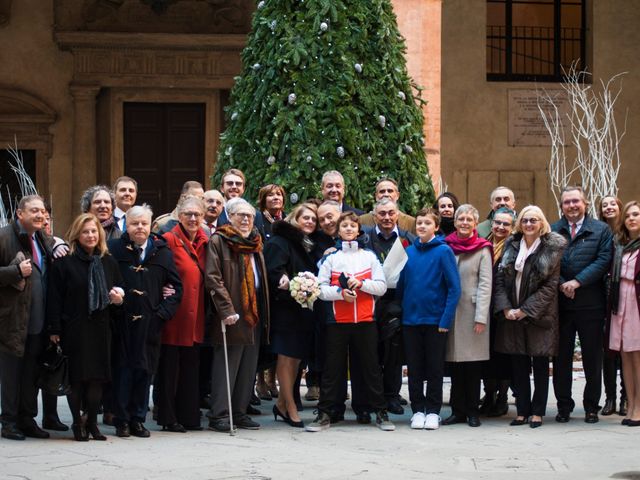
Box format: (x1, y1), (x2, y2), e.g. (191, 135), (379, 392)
(289, 271), (321, 310)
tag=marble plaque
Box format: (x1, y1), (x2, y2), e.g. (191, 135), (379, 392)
(508, 89), (571, 147)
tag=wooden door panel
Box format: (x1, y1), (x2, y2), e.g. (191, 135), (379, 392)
(124, 102), (205, 216)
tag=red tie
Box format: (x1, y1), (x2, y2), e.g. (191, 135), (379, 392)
(570, 223), (577, 240)
(31, 236), (40, 269)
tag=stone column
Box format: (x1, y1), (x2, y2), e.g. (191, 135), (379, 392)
(70, 83), (101, 205)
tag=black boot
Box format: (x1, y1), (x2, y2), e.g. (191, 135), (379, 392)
(619, 397), (628, 417)
(601, 398), (616, 416)
(488, 381), (510, 417)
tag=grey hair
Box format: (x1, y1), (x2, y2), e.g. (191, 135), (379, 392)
(321, 170), (344, 186)
(177, 195), (205, 214)
(226, 197), (256, 217)
(455, 204), (480, 223)
(80, 185), (115, 213)
(489, 186), (515, 203)
(373, 197), (398, 212)
(319, 200), (341, 210)
(17, 194), (44, 210)
(204, 189), (225, 204)
(127, 204), (153, 222)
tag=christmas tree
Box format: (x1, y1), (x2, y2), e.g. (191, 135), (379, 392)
(214, 0), (434, 214)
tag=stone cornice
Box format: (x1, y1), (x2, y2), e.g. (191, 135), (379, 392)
(55, 31), (247, 51)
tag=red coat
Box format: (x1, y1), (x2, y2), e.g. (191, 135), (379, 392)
(161, 225), (208, 346)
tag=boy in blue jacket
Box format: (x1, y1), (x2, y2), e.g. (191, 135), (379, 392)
(397, 208), (461, 430)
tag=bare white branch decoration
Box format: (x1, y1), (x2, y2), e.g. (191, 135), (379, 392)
(537, 63), (627, 217)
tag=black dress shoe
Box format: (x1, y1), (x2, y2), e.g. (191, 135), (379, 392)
(387, 400), (404, 415)
(627, 419), (640, 427)
(585, 412), (599, 424)
(399, 396), (408, 406)
(467, 416), (481, 427)
(184, 424), (204, 431)
(601, 398), (616, 416)
(129, 421), (150, 438)
(161, 422), (186, 433)
(356, 413), (372, 425)
(19, 422), (50, 439)
(246, 404), (262, 416)
(442, 414), (467, 426)
(1, 425), (25, 441)
(555, 412), (570, 423)
(115, 424), (130, 437)
(250, 393), (261, 406)
(235, 415), (260, 430)
(42, 417), (69, 432)
(208, 418), (232, 433)
(509, 416), (529, 426)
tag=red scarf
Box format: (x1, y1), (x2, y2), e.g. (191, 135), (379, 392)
(445, 230), (493, 256)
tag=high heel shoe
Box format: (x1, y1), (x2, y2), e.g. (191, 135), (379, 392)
(162, 423), (186, 433)
(284, 416), (304, 428)
(71, 423), (89, 442)
(87, 423), (107, 440)
(273, 405), (287, 422)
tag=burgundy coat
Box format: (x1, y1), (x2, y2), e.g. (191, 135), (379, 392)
(161, 225), (208, 346)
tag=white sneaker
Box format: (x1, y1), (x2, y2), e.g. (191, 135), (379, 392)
(424, 413), (440, 430)
(410, 412), (426, 429)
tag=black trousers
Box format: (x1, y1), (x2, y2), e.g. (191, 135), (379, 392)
(156, 344), (201, 427)
(112, 366), (151, 425)
(512, 355), (550, 417)
(0, 334), (45, 427)
(403, 325), (447, 414)
(603, 352), (626, 400)
(553, 309), (604, 414)
(449, 361), (483, 418)
(318, 323), (386, 415)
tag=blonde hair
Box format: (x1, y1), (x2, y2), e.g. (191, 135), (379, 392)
(66, 214), (108, 257)
(285, 203), (318, 230)
(514, 205), (551, 235)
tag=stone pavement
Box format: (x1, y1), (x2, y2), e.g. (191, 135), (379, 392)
(1, 374), (639, 480)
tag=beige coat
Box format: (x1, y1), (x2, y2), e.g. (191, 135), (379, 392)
(445, 247), (492, 362)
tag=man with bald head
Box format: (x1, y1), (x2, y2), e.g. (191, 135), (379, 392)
(202, 189), (225, 237)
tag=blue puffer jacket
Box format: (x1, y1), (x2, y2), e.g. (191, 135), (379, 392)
(551, 215), (613, 311)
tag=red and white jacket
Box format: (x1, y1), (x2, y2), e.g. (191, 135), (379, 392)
(318, 241), (387, 323)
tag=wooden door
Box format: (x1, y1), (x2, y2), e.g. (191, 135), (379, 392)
(123, 103), (205, 216)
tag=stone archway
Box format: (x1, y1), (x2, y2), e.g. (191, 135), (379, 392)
(0, 88), (56, 198)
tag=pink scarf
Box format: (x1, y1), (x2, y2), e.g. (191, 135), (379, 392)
(445, 230), (493, 257)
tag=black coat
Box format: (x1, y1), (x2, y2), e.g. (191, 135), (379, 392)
(551, 215), (613, 311)
(494, 232), (566, 357)
(264, 221), (319, 333)
(46, 252), (123, 383)
(108, 233), (183, 373)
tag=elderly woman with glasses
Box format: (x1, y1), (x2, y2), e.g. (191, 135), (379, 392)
(443, 204), (493, 427)
(205, 198), (270, 432)
(155, 196), (209, 432)
(494, 205), (566, 428)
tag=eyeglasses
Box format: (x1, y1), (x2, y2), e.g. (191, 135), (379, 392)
(521, 217), (539, 225)
(492, 220), (512, 227)
(224, 181), (244, 187)
(181, 211), (203, 219)
(232, 212), (254, 220)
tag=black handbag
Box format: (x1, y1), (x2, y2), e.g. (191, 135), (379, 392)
(38, 343), (71, 396)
